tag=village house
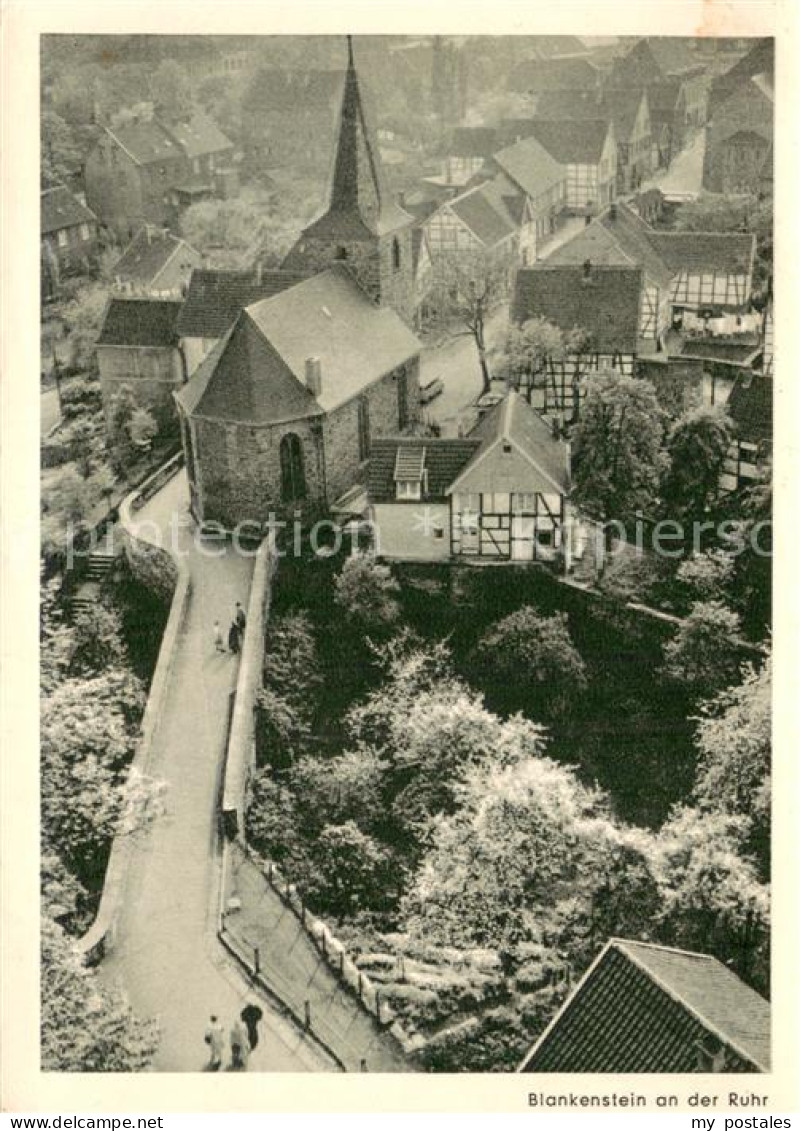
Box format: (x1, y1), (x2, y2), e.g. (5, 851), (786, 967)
(707, 37), (773, 118)
(483, 136), (567, 253)
(96, 296), (186, 436)
(433, 126), (499, 193)
(111, 225), (202, 298)
(518, 938), (770, 1073)
(511, 262), (644, 416)
(525, 118), (616, 214)
(420, 175), (529, 276)
(40, 183), (98, 299)
(84, 112), (235, 242)
(719, 369), (772, 493)
(174, 268), (421, 528)
(175, 266), (308, 375)
(173, 40), (423, 529)
(367, 389), (573, 567)
(703, 72), (773, 195)
(239, 67), (343, 174)
(507, 56), (602, 99)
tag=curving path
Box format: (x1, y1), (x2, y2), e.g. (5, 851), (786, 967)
(102, 471), (335, 1071)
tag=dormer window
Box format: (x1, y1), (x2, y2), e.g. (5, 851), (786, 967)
(396, 479), (421, 501)
(393, 445), (425, 501)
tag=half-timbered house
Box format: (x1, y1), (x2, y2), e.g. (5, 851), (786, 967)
(653, 231), (756, 314)
(485, 136), (567, 254)
(367, 390), (572, 568)
(526, 118), (617, 214)
(422, 175), (528, 271)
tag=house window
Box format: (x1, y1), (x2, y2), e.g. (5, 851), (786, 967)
(392, 236), (401, 272)
(57, 230), (68, 248)
(357, 396), (370, 462)
(280, 432), (306, 503)
(396, 480), (421, 501)
(80, 223), (91, 241)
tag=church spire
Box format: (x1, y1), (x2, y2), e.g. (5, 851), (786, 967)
(327, 35), (385, 228)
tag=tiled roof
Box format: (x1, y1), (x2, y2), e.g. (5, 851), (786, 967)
(447, 126), (498, 158)
(105, 120), (182, 166)
(726, 371), (773, 443)
(164, 113), (233, 159)
(651, 231), (755, 276)
(547, 203), (673, 290)
(180, 267), (420, 425)
(509, 57), (600, 94)
(368, 438), (480, 502)
(492, 136), (565, 202)
(41, 185), (96, 235)
(513, 264), (643, 354)
(448, 179), (519, 248)
(96, 297), (183, 348)
(112, 226), (198, 287)
(176, 268), (308, 338)
(527, 118), (612, 165)
(520, 939), (771, 1073)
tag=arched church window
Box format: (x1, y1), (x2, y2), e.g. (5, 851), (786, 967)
(280, 432), (306, 503)
(358, 396), (370, 462)
(392, 236), (401, 272)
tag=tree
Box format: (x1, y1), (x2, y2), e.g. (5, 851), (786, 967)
(61, 283), (109, 374)
(180, 196), (294, 270)
(290, 749), (387, 834)
(41, 110), (84, 183)
(149, 59), (193, 121)
(676, 549), (735, 602)
(661, 406), (734, 521)
(661, 600), (743, 696)
(428, 249), (509, 393)
(692, 653), (771, 871)
(571, 370), (668, 524)
(128, 407), (158, 449)
(492, 317), (587, 401)
(41, 916), (158, 1071)
(245, 770), (312, 878)
(474, 607), (587, 719)
(306, 821), (392, 919)
(256, 613), (322, 765)
(334, 553), (400, 631)
(69, 603), (127, 676)
(655, 806), (770, 991)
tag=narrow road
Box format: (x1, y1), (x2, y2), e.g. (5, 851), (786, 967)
(641, 128), (707, 198)
(103, 472), (334, 1072)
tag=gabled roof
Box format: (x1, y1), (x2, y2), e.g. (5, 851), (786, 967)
(726, 371), (773, 444)
(513, 264), (643, 354)
(112, 226), (198, 288)
(709, 38), (774, 115)
(41, 185), (96, 235)
(447, 179), (520, 248)
(602, 87), (649, 141)
(164, 112), (233, 159)
(519, 939), (771, 1073)
(509, 57), (600, 94)
(651, 230), (755, 276)
(526, 118), (612, 166)
(492, 136), (566, 201)
(448, 389), (571, 496)
(178, 267), (420, 424)
(176, 268), (308, 339)
(547, 202), (672, 290)
(368, 438), (481, 503)
(96, 297), (183, 348)
(104, 120), (182, 166)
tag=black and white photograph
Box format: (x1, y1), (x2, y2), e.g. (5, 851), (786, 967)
(30, 25), (777, 1085)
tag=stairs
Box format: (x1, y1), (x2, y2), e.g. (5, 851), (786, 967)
(85, 546), (117, 582)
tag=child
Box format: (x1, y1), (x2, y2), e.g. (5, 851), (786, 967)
(213, 621), (225, 653)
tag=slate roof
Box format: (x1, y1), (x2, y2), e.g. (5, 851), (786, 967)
(526, 118), (612, 165)
(178, 267), (421, 424)
(520, 939), (771, 1073)
(547, 202), (673, 290)
(112, 227), (198, 287)
(447, 179), (519, 248)
(96, 297), (183, 348)
(651, 231), (755, 276)
(105, 120), (182, 166)
(492, 136), (566, 201)
(509, 57), (600, 94)
(512, 264), (643, 353)
(368, 438), (481, 502)
(41, 185), (96, 235)
(176, 268), (308, 338)
(164, 113), (233, 159)
(726, 371), (773, 443)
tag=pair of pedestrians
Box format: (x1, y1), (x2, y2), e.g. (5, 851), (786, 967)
(212, 602), (247, 656)
(204, 1003), (262, 1071)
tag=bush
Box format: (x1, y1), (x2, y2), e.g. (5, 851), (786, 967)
(334, 553), (400, 631)
(661, 600), (744, 695)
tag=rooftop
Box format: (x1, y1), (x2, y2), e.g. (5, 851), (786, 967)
(96, 297), (184, 348)
(492, 135), (566, 201)
(726, 370), (773, 443)
(368, 437), (481, 502)
(112, 226), (198, 287)
(520, 939), (771, 1073)
(41, 185), (96, 235)
(447, 178), (520, 248)
(526, 118), (612, 166)
(163, 112), (234, 160)
(176, 267), (308, 339)
(509, 57), (600, 94)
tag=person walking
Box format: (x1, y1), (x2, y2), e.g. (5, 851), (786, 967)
(213, 621), (225, 654)
(240, 1002), (263, 1051)
(230, 1016), (250, 1070)
(235, 602), (247, 634)
(228, 620), (240, 655)
(204, 1014), (225, 1070)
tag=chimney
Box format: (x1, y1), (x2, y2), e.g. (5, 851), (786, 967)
(582, 258), (592, 282)
(305, 356), (322, 397)
(609, 202), (618, 221)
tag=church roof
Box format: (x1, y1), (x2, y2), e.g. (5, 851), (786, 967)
(176, 267), (420, 424)
(299, 38), (413, 241)
(176, 267), (308, 338)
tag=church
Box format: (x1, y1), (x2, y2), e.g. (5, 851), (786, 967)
(174, 39), (422, 530)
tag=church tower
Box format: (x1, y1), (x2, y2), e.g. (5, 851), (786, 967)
(282, 37), (416, 324)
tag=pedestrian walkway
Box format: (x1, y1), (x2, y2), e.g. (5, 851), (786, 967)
(223, 843), (409, 1072)
(102, 471), (335, 1072)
